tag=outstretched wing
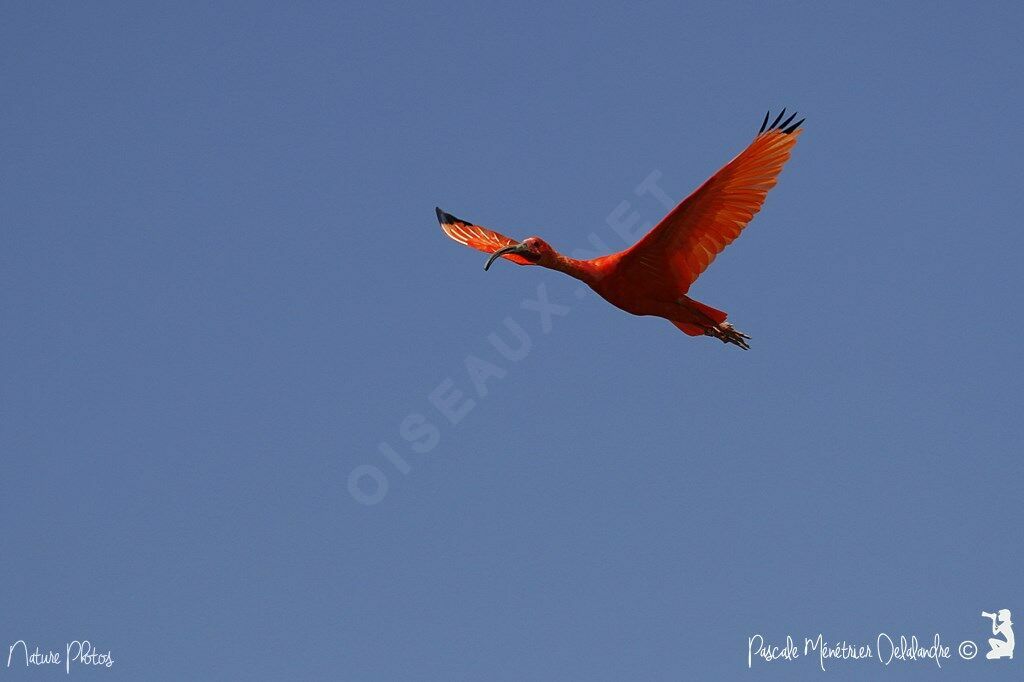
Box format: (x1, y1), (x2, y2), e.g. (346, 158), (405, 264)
(618, 110), (804, 293)
(435, 207), (534, 266)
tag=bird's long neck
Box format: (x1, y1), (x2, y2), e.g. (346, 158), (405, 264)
(545, 252), (601, 286)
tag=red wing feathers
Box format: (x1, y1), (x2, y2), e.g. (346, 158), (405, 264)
(619, 111), (804, 293)
(435, 207), (534, 265)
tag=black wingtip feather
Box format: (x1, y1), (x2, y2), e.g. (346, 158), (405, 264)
(782, 117), (805, 134)
(759, 110), (805, 135)
(436, 207), (469, 226)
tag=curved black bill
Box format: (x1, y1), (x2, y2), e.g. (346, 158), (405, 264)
(484, 243), (528, 271)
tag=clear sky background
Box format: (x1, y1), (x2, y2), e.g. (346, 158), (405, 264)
(2, 2), (1022, 680)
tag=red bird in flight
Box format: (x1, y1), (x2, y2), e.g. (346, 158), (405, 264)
(437, 110), (804, 349)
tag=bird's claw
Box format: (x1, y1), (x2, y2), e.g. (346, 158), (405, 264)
(706, 322), (751, 350)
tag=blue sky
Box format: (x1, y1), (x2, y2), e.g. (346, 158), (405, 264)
(2, 2), (1022, 679)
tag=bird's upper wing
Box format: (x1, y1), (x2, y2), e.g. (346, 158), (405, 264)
(435, 207), (534, 265)
(617, 111), (804, 293)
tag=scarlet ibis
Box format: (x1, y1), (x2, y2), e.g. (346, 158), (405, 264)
(436, 110), (804, 349)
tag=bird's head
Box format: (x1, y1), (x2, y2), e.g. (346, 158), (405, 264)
(484, 236), (554, 270)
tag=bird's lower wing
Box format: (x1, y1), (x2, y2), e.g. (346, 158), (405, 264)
(617, 111), (803, 293)
(435, 207), (534, 265)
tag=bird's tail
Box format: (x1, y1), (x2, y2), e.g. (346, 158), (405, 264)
(671, 297), (728, 335)
(671, 297), (749, 349)
(672, 321), (708, 336)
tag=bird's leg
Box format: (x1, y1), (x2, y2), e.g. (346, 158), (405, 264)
(705, 322), (751, 350)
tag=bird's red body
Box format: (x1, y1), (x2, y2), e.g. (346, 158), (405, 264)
(437, 110), (804, 349)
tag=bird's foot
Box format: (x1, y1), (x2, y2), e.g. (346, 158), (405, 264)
(705, 322), (751, 350)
